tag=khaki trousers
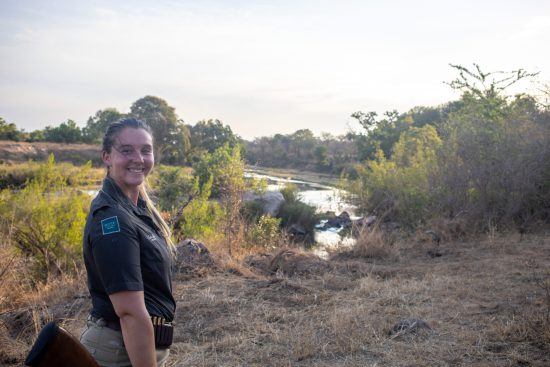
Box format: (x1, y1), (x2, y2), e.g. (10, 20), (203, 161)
(80, 316), (170, 367)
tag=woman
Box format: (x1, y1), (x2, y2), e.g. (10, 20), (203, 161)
(80, 118), (176, 367)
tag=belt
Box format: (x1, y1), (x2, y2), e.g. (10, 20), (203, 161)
(89, 315), (121, 331)
(88, 314), (174, 348)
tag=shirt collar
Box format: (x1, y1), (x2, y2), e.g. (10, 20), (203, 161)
(101, 177), (147, 214)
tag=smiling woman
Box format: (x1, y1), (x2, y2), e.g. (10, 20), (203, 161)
(80, 118), (176, 367)
(102, 127), (155, 203)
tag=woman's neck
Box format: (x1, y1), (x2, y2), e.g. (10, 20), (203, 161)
(107, 175), (140, 205)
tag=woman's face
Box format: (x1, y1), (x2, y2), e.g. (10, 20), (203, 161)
(102, 127), (154, 194)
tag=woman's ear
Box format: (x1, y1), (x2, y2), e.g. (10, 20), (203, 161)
(102, 151), (111, 168)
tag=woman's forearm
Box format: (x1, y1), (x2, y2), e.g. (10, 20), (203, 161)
(119, 312), (157, 367)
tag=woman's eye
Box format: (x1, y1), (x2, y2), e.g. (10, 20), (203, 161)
(142, 148), (153, 155)
(121, 149), (133, 155)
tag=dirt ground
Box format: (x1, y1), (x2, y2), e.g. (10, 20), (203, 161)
(1, 233), (549, 366)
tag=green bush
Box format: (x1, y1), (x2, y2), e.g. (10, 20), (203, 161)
(246, 215), (282, 248)
(278, 200), (317, 234)
(173, 176), (223, 240)
(241, 200), (265, 223)
(0, 158), (103, 190)
(346, 126), (441, 225)
(0, 156), (91, 282)
(149, 165), (195, 212)
(279, 183), (299, 202)
(345, 68), (550, 232)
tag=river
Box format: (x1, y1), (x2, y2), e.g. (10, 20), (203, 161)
(245, 170), (357, 257)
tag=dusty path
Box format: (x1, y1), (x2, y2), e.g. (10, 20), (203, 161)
(2, 234), (549, 366)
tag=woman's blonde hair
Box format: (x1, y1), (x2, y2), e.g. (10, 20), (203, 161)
(103, 117), (176, 255)
(139, 182), (176, 255)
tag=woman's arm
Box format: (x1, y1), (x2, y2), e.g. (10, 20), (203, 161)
(109, 291), (156, 367)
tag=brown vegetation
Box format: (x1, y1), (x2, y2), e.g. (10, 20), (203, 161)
(0, 140), (101, 166)
(1, 232), (549, 366)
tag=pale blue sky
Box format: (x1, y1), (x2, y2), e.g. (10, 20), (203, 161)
(1, 0), (549, 139)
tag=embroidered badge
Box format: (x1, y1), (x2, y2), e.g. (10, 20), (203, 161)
(101, 216), (120, 235)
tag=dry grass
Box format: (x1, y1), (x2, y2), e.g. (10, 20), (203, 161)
(351, 225), (399, 261)
(1, 233), (549, 366)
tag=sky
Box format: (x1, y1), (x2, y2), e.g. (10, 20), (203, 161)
(1, 0), (549, 140)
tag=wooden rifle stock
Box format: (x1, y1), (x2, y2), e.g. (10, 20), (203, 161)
(25, 322), (99, 367)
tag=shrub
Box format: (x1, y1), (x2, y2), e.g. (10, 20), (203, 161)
(0, 158), (103, 190)
(280, 183), (299, 202)
(0, 156), (90, 282)
(246, 215), (283, 248)
(241, 200), (265, 223)
(149, 165), (195, 212)
(278, 200), (317, 237)
(173, 176), (223, 240)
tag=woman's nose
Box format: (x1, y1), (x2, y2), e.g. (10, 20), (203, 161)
(128, 149), (145, 162)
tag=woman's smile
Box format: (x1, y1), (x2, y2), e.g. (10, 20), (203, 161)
(102, 127), (154, 200)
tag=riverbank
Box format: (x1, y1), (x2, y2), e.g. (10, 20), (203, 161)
(2, 232), (548, 366)
(246, 165), (341, 187)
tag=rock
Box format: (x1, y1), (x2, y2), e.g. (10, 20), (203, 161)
(288, 223), (307, 235)
(244, 253), (273, 275)
(268, 248), (331, 276)
(172, 239), (217, 277)
(320, 211), (353, 230)
(389, 318), (432, 337)
(323, 211), (337, 219)
(352, 215), (377, 235)
(243, 191), (285, 216)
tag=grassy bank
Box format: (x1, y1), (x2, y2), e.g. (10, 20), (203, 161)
(1, 232), (548, 366)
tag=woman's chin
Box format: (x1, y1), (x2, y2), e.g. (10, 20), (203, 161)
(124, 174), (145, 187)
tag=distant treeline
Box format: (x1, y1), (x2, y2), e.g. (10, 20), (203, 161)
(0, 97), (479, 175)
(0, 96), (240, 166)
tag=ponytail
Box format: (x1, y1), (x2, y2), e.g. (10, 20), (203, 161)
(139, 180), (176, 256)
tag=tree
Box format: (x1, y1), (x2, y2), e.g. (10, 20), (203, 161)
(290, 129), (316, 163)
(83, 108), (125, 143)
(161, 122), (191, 165)
(188, 119), (239, 160)
(0, 117), (22, 141)
(130, 96), (183, 163)
(43, 120), (83, 143)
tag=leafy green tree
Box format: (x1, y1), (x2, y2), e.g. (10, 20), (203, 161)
(188, 119), (238, 161)
(83, 108), (125, 143)
(193, 143), (245, 199)
(314, 145), (330, 170)
(43, 119), (83, 143)
(392, 125), (442, 167)
(130, 96), (184, 163)
(0, 117), (23, 141)
(27, 129), (46, 142)
(161, 122), (191, 165)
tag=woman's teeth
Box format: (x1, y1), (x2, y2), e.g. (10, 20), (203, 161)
(128, 168), (143, 173)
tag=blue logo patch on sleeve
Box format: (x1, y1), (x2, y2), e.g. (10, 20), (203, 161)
(101, 216), (120, 235)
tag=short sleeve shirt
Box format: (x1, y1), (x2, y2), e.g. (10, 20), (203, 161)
(83, 177), (176, 322)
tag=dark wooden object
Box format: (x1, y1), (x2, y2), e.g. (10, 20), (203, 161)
(25, 321), (100, 367)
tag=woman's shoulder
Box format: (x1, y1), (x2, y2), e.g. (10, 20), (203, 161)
(87, 200), (138, 240)
(89, 192), (132, 223)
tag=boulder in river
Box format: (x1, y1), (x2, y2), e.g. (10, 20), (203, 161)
(243, 191), (285, 216)
(320, 211), (352, 230)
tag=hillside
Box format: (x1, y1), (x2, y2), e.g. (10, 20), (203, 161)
(0, 140), (101, 165)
